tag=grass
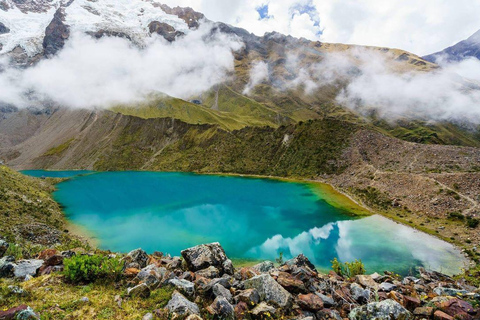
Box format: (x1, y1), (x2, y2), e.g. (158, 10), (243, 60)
(43, 139), (75, 156)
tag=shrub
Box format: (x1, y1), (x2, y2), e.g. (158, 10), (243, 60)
(448, 211), (465, 220)
(331, 258), (366, 278)
(466, 217), (479, 229)
(63, 254), (124, 284)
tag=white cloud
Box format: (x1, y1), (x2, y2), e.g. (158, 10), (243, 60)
(243, 60), (269, 95)
(0, 23), (243, 108)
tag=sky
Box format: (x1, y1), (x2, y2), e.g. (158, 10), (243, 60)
(161, 0), (480, 56)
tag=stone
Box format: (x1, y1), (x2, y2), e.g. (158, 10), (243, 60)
(8, 285), (27, 297)
(125, 248), (149, 269)
(297, 293), (324, 311)
(127, 283), (150, 298)
(43, 255), (63, 267)
(252, 261), (275, 273)
(349, 299), (412, 320)
(284, 254), (317, 272)
(14, 306), (39, 320)
(0, 305), (29, 319)
(137, 265), (166, 282)
(236, 267), (258, 280)
(181, 242), (234, 275)
(436, 298), (475, 319)
(37, 249), (58, 260)
(185, 315), (203, 320)
(350, 283), (370, 303)
(379, 282), (397, 292)
(142, 313), (153, 320)
(276, 272), (307, 293)
(0, 256), (16, 278)
(250, 302), (276, 319)
(316, 309), (342, 320)
(209, 297), (235, 320)
(166, 291), (200, 316)
(80, 297), (89, 303)
(234, 288), (260, 306)
(356, 275), (380, 290)
(14, 260), (44, 279)
(212, 283), (233, 302)
(315, 293), (335, 308)
(243, 274), (293, 308)
(433, 287), (468, 297)
(413, 307), (434, 317)
(234, 301), (249, 320)
(434, 310), (454, 320)
(0, 239), (9, 257)
(169, 278), (195, 297)
(403, 296), (420, 311)
(195, 266), (219, 279)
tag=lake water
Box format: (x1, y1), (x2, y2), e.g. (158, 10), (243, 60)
(23, 170), (468, 275)
(21, 170), (94, 178)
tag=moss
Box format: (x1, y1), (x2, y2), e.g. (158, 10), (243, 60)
(43, 139), (75, 156)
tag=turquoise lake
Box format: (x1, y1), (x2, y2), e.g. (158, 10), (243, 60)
(24, 171), (468, 275)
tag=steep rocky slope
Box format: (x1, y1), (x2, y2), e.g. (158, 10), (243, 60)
(424, 29), (480, 62)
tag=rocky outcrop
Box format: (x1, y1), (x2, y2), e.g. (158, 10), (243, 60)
(243, 274), (293, 308)
(43, 8), (70, 58)
(166, 291), (200, 316)
(0, 22), (9, 34)
(181, 242), (234, 275)
(148, 21), (184, 42)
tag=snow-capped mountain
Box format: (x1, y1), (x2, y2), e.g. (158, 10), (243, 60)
(0, 0), (203, 63)
(423, 29), (480, 63)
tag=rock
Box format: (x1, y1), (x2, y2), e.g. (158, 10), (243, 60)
(0, 305), (29, 319)
(0, 240), (8, 257)
(317, 309), (342, 320)
(234, 288), (260, 306)
(14, 306), (39, 320)
(61, 250), (76, 258)
(349, 299), (412, 320)
(433, 310), (454, 320)
(315, 293), (335, 308)
(43, 255), (63, 267)
(379, 282), (397, 292)
(14, 260), (44, 279)
(435, 297), (475, 319)
(284, 254), (317, 272)
(252, 261), (275, 273)
(276, 271), (307, 293)
(137, 265), (166, 282)
(234, 301), (249, 320)
(185, 316), (203, 320)
(114, 295), (122, 308)
(8, 285), (27, 297)
(402, 296), (420, 311)
(166, 291), (200, 316)
(181, 242), (234, 275)
(148, 21), (184, 42)
(236, 267), (258, 280)
(169, 278), (195, 297)
(350, 283), (370, 303)
(196, 266), (219, 279)
(208, 297), (235, 319)
(250, 302), (276, 319)
(37, 249), (58, 260)
(356, 275), (380, 290)
(243, 274), (293, 308)
(125, 248), (149, 269)
(433, 287), (468, 296)
(80, 297), (89, 303)
(43, 8), (70, 57)
(142, 313), (153, 320)
(0, 256), (16, 278)
(297, 293), (324, 311)
(413, 307), (434, 317)
(212, 283), (233, 302)
(127, 283), (150, 298)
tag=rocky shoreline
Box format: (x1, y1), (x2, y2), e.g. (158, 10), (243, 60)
(1, 241), (479, 320)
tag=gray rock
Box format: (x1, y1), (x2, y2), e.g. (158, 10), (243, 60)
(125, 248), (149, 269)
(243, 274), (293, 308)
(379, 282), (397, 292)
(8, 285), (27, 296)
(351, 283), (370, 303)
(252, 261), (275, 273)
(213, 283), (233, 302)
(284, 254), (317, 272)
(0, 239), (8, 257)
(195, 266), (219, 278)
(80, 297), (89, 303)
(235, 288), (260, 305)
(0, 256), (16, 277)
(209, 296), (235, 319)
(14, 260), (44, 279)
(433, 287), (468, 296)
(315, 292), (335, 307)
(137, 265), (166, 281)
(169, 278), (195, 297)
(16, 306), (40, 320)
(127, 283), (150, 298)
(142, 313), (153, 320)
(251, 302), (277, 318)
(181, 242), (234, 275)
(166, 291), (200, 315)
(349, 299), (412, 320)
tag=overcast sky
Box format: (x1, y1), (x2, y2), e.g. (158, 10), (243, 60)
(161, 0), (480, 56)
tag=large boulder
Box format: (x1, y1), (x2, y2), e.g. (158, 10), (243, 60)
(252, 261), (275, 273)
(243, 274), (293, 308)
(14, 260), (43, 279)
(181, 243), (234, 275)
(212, 283), (233, 302)
(125, 249), (149, 269)
(350, 283), (370, 304)
(166, 291), (200, 316)
(169, 278), (195, 297)
(0, 256), (16, 278)
(349, 299), (412, 320)
(0, 240), (8, 257)
(0, 305), (38, 320)
(127, 283), (151, 298)
(296, 293), (324, 312)
(283, 254), (317, 272)
(208, 297), (235, 320)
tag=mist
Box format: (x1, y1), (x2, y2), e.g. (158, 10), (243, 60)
(0, 23), (243, 109)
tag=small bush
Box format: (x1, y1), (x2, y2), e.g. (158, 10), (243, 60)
(448, 211), (465, 220)
(466, 217), (479, 229)
(63, 254), (124, 284)
(331, 258), (366, 278)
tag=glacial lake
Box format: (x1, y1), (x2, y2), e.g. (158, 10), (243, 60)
(23, 170), (468, 275)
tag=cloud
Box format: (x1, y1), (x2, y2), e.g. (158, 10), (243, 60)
(0, 23), (243, 109)
(242, 60), (269, 95)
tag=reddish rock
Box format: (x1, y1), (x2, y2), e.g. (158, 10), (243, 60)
(277, 272), (306, 293)
(296, 293), (324, 312)
(387, 291), (404, 304)
(124, 268), (140, 276)
(44, 255), (63, 267)
(414, 307), (434, 317)
(437, 298), (475, 319)
(434, 310), (454, 320)
(234, 301), (249, 320)
(403, 295), (421, 311)
(0, 305), (28, 319)
(37, 249), (58, 260)
(239, 267), (258, 280)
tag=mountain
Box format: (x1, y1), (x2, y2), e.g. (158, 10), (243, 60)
(423, 29), (480, 62)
